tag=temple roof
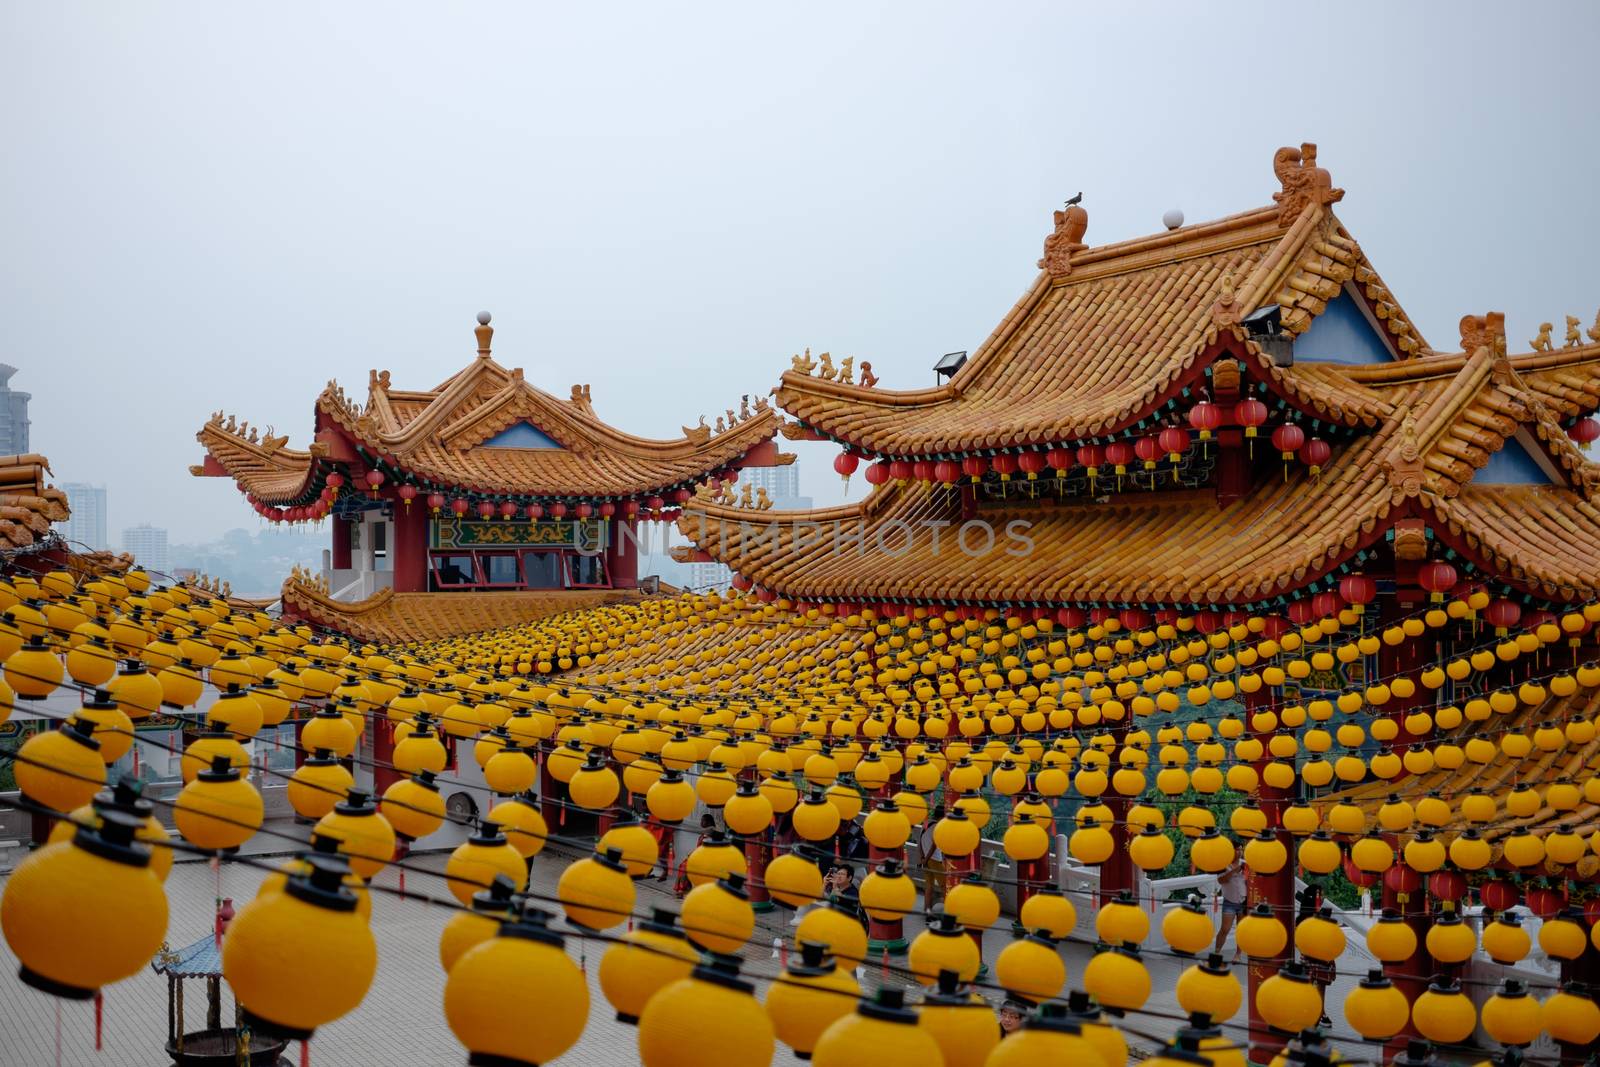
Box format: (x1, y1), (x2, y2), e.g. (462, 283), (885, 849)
(195, 317), (784, 504)
(0, 453), (70, 553)
(279, 575), (642, 644)
(774, 148), (1600, 461)
(686, 339), (1600, 606)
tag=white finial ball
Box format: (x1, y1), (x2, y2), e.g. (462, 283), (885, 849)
(476, 311), (492, 325)
(1163, 209), (1184, 231)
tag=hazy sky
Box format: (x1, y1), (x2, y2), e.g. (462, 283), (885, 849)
(3, 2), (1596, 546)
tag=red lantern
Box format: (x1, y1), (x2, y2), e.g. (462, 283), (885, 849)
(1569, 417), (1599, 446)
(934, 460), (962, 485)
(1311, 591), (1343, 619)
(887, 459), (913, 482)
(426, 492), (445, 514)
(326, 473), (346, 493)
(1298, 438), (1331, 476)
(575, 503), (592, 519)
(1045, 448), (1072, 476)
(1339, 575), (1376, 613)
(833, 451), (860, 483)
(1133, 435), (1162, 471)
(1157, 427), (1190, 463)
(1187, 401), (1222, 440)
(1258, 616), (1291, 640)
(1120, 608), (1150, 631)
(451, 498), (470, 517)
(1056, 607), (1086, 629)
(1416, 561), (1457, 603)
(624, 500), (640, 517)
(1075, 444), (1104, 472)
(396, 485), (418, 511)
(1481, 880), (1520, 912)
(1017, 451), (1047, 480)
(672, 488), (691, 504)
(1271, 423), (1306, 460)
(525, 503), (544, 521)
(730, 573), (752, 592)
(961, 455), (988, 483)
(1384, 862), (1422, 897)
(1154, 609), (1181, 626)
(498, 500), (517, 520)
(865, 462), (892, 486)
(991, 453), (1019, 481)
(1527, 886), (1567, 920)
(599, 501), (615, 518)
(364, 470), (385, 497)
(1485, 597), (1522, 634)
(477, 501), (495, 520)
(1427, 870), (1466, 903)
(644, 496), (663, 512)
(1090, 607), (1117, 625)
(1287, 599), (1316, 626)
(1234, 397), (1268, 437)
(1104, 441), (1135, 475)
(912, 459), (935, 482)
(1193, 611), (1221, 635)
(549, 502), (568, 519)
(1343, 855), (1378, 888)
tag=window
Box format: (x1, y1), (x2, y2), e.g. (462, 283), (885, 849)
(521, 550), (564, 589)
(479, 552), (522, 587)
(567, 552), (608, 588)
(430, 553), (478, 589)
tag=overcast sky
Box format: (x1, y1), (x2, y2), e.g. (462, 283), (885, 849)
(3, 2), (1596, 546)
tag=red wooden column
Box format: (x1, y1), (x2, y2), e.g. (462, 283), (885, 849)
(866, 846), (909, 954)
(605, 517), (639, 588)
(1377, 573), (1431, 1057)
(331, 517), (353, 570)
(1245, 678), (1293, 1066)
(391, 501), (429, 593)
(1098, 715), (1134, 909)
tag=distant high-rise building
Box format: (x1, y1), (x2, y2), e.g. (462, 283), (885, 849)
(734, 463), (810, 509)
(60, 483), (108, 551)
(0, 364), (31, 455)
(121, 523), (170, 573)
(687, 560), (732, 592)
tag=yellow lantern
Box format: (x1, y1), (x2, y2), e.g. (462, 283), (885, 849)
(598, 907), (698, 1024)
(313, 790), (396, 879)
(1095, 890), (1150, 947)
(795, 900), (869, 966)
(994, 933), (1066, 1002)
(379, 772), (447, 841)
(1256, 960), (1323, 1034)
(1542, 983), (1600, 1046)
(596, 815), (658, 877)
(286, 752), (353, 820)
(1366, 908), (1418, 964)
(765, 940), (859, 1057)
(811, 987), (942, 1067)
(1019, 890), (1076, 940)
(445, 824), (528, 905)
(1482, 912), (1530, 964)
(174, 756), (264, 851)
(437, 876), (516, 972)
(918, 971), (999, 1067)
(1082, 944), (1151, 1012)
(1295, 905), (1346, 963)
(223, 855), (377, 1039)
(14, 718), (106, 812)
(765, 846), (826, 909)
(1235, 903), (1287, 959)
(682, 874), (755, 953)
(638, 956), (774, 1067)
(1480, 978), (1543, 1048)
(1176, 953), (1242, 1021)
(0, 810), (169, 998)
(1412, 977), (1477, 1045)
(1344, 969), (1409, 1041)
(444, 908), (588, 1065)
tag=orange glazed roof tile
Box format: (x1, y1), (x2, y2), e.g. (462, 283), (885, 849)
(195, 317), (782, 504)
(279, 576), (643, 645)
(684, 349), (1600, 606)
(775, 192), (1422, 458)
(0, 453), (71, 553)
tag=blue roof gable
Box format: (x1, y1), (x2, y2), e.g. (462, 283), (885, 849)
(1474, 436), (1554, 486)
(1293, 288), (1395, 365)
(483, 421), (562, 449)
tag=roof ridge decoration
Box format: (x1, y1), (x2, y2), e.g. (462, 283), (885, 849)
(1272, 143), (1344, 227)
(1037, 194), (1089, 280)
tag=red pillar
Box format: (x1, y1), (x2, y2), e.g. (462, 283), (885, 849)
(1098, 716), (1134, 908)
(331, 517), (353, 570)
(391, 502), (429, 593)
(945, 852), (983, 969)
(866, 846), (908, 953)
(1245, 680), (1293, 1066)
(605, 517), (639, 589)
(371, 719), (400, 796)
(745, 834), (773, 912)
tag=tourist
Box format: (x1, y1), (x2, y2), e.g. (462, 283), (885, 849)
(1215, 856), (1248, 961)
(919, 804), (948, 910)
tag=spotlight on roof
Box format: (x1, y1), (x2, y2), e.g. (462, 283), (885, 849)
(1242, 304), (1294, 367)
(933, 350), (968, 384)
